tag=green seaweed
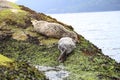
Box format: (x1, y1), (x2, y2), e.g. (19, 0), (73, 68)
(0, 38), (119, 80)
(0, 61), (46, 80)
(0, 9), (31, 29)
(0, 2), (120, 80)
(0, 54), (13, 66)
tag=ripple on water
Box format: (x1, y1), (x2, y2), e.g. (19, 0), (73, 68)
(35, 65), (70, 80)
(49, 11), (120, 63)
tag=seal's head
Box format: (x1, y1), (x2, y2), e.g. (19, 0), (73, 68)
(31, 19), (38, 26)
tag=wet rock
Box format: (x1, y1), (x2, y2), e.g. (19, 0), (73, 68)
(12, 31), (28, 41)
(26, 34), (40, 45)
(0, 30), (12, 41)
(35, 65), (70, 80)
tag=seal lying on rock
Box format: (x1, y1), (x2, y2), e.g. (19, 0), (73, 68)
(31, 20), (78, 42)
(58, 37), (76, 62)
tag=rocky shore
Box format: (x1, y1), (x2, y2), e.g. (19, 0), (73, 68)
(0, 0), (120, 80)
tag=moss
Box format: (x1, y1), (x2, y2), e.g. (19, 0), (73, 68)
(0, 9), (31, 29)
(0, 54), (13, 66)
(41, 38), (58, 45)
(0, 54), (46, 79)
(8, 2), (20, 9)
(12, 30), (28, 41)
(0, 61), (46, 80)
(0, 38), (120, 80)
(0, 3), (120, 80)
(0, 39), (59, 66)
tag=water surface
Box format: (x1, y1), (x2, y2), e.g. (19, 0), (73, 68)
(49, 11), (120, 63)
(35, 65), (69, 80)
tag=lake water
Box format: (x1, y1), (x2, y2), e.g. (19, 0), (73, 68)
(49, 11), (120, 63)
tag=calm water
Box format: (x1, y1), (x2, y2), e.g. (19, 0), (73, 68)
(35, 65), (69, 80)
(49, 11), (120, 63)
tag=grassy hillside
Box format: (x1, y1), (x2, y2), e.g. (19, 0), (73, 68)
(0, 1), (120, 80)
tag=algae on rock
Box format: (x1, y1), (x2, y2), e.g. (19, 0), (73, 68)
(0, 0), (120, 80)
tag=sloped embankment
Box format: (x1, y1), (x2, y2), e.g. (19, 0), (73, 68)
(0, 1), (120, 80)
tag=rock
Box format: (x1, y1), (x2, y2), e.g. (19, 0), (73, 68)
(0, 30), (12, 41)
(35, 65), (69, 80)
(12, 31), (28, 41)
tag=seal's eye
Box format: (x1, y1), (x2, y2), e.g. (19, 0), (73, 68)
(72, 36), (76, 39)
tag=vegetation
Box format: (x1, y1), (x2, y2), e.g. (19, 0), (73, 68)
(0, 61), (46, 80)
(0, 54), (46, 80)
(0, 54), (13, 66)
(0, 9), (31, 29)
(8, 1), (20, 9)
(0, 1), (120, 80)
(0, 38), (119, 80)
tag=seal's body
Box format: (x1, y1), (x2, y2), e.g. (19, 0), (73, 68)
(58, 37), (76, 62)
(31, 20), (78, 42)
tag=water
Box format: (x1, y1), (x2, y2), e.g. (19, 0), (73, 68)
(35, 65), (69, 80)
(49, 11), (120, 63)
